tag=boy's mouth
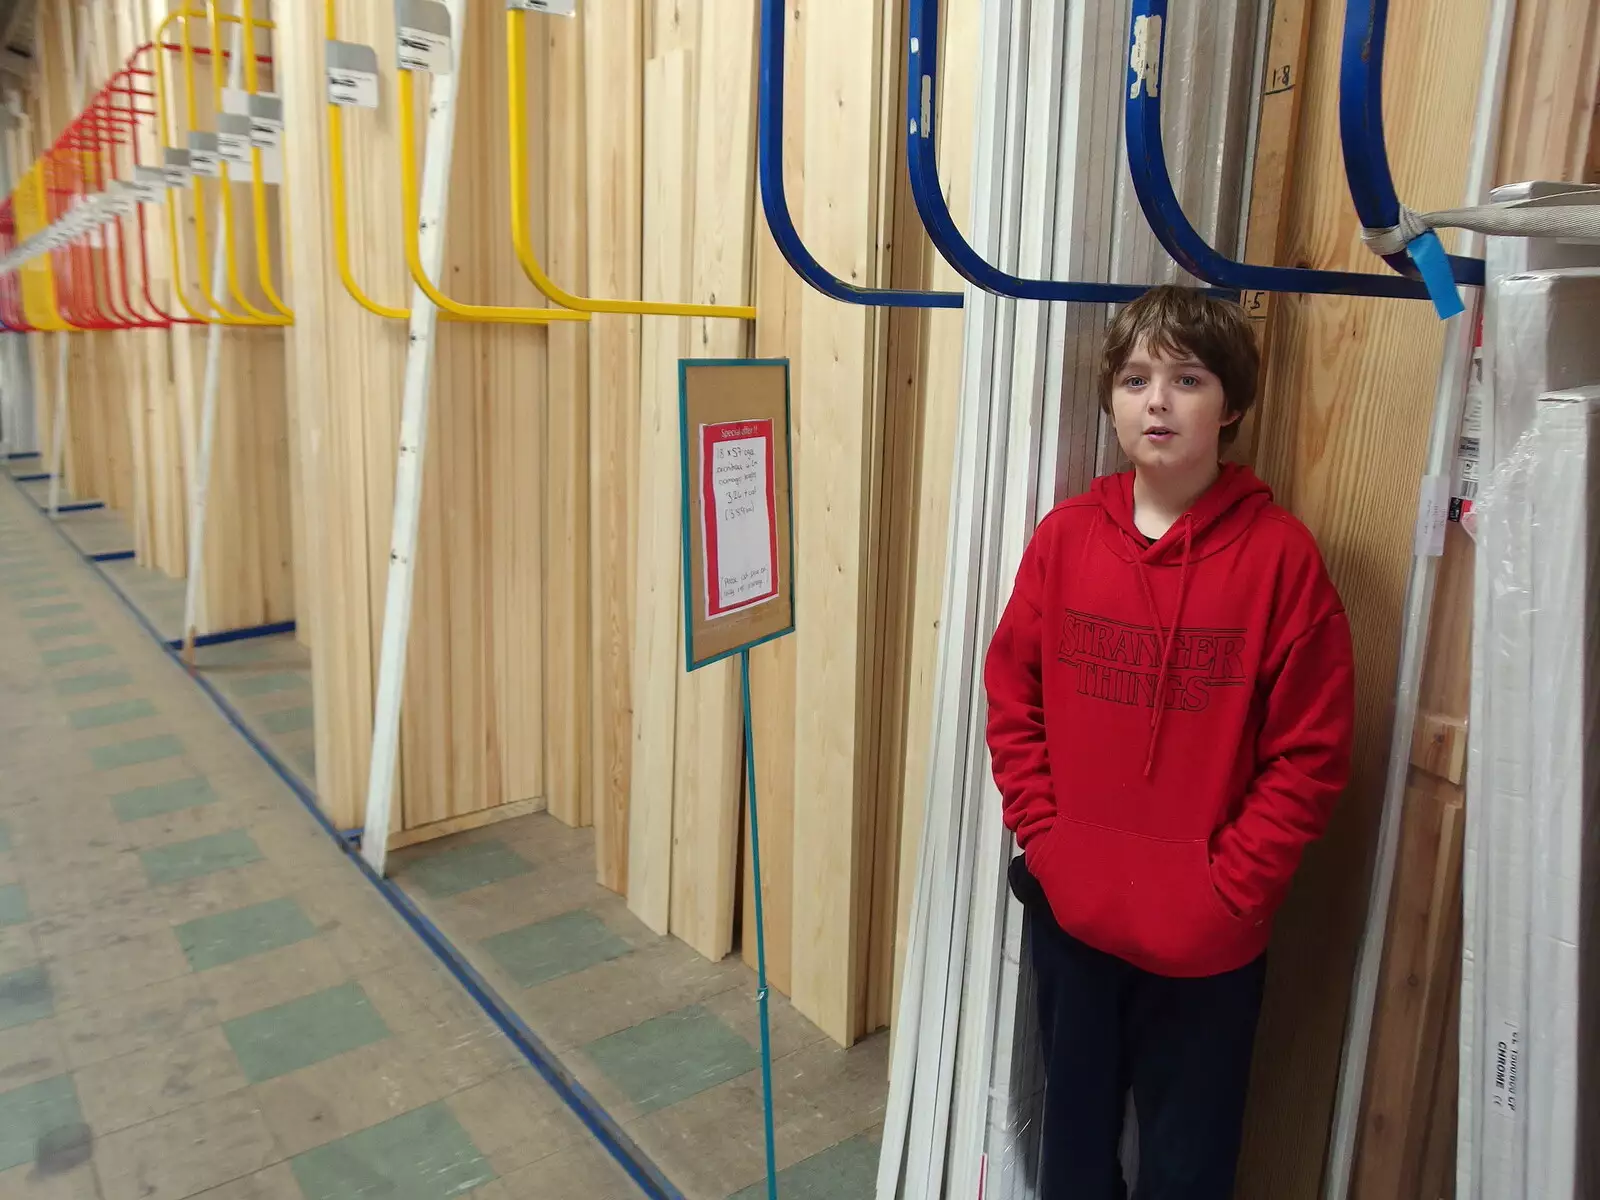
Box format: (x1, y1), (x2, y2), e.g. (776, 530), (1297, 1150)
(1144, 425), (1175, 442)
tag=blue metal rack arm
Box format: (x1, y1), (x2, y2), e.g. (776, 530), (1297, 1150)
(1124, 0), (1449, 306)
(1338, 0), (1485, 316)
(906, 0), (1154, 304)
(756, 0), (962, 309)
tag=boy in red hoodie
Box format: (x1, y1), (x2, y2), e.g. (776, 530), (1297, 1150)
(985, 286), (1355, 1199)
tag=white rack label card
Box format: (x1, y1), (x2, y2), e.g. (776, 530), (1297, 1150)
(326, 41), (380, 109)
(163, 147), (192, 187)
(187, 133), (220, 178)
(132, 166), (167, 204)
(248, 94), (284, 149)
(217, 115), (253, 166)
(222, 87), (250, 117)
(507, 0), (578, 15)
(679, 360), (795, 671)
(701, 419), (779, 619)
(396, 0), (452, 74)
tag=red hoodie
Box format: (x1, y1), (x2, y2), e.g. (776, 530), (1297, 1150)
(984, 464), (1355, 977)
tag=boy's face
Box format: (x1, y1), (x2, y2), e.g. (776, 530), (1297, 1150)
(1109, 337), (1237, 476)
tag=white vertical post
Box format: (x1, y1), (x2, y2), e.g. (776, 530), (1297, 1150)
(359, 0), (461, 875)
(180, 16), (249, 663)
(47, 2), (91, 517)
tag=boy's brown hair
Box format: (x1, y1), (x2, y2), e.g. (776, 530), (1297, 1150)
(1098, 285), (1260, 445)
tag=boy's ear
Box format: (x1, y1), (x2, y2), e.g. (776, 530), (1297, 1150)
(1221, 408), (1242, 428)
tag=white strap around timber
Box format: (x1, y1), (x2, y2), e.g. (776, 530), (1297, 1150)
(1362, 188), (1600, 257)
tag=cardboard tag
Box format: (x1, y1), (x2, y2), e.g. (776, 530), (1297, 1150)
(132, 166), (167, 203)
(507, 0), (578, 14)
(163, 147), (192, 187)
(187, 133), (220, 177)
(217, 114), (253, 165)
(396, 0), (452, 74)
(248, 94), (284, 149)
(326, 40), (381, 108)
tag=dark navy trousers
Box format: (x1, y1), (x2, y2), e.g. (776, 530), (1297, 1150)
(1011, 856), (1267, 1200)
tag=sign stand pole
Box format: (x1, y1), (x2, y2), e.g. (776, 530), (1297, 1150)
(739, 647), (779, 1200)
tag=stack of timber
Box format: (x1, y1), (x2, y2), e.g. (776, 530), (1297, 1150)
(1348, 5), (1600, 1198)
(20, 0), (294, 633)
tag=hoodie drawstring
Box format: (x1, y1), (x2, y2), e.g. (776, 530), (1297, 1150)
(1132, 516), (1193, 777)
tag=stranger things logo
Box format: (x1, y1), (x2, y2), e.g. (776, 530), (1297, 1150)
(1057, 609), (1248, 712)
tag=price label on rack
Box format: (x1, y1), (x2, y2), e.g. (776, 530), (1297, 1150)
(396, 0), (452, 73)
(132, 166), (167, 203)
(248, 94), (284, 149)
(217, 114), (252, 165)
(163, 148), (192, 187)
(187, 133), (220, 178)
(326, 40), (380, 108)
(507, 0), (578, 15)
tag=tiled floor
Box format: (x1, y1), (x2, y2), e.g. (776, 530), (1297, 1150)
(0, 460), (888, 1199)
(0, 471), (646, 1199)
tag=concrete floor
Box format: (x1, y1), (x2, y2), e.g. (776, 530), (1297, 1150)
(0, 460), (887, 1200)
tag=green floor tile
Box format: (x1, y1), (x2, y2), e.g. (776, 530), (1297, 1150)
(403, 839), (532, 899)
(19, 601), (80, 619)
(728, 1134), (880, 1200)
(482, 910), (631, 989)
(111, 776), (217, 822)
(41, 644), (110, 669)
(290, 1102), (494, 1200)
(0, 1076), (83, 1174)
(177, 897), (317, 972)
(583, 1005), (759, 1114)
(228, 672), (308, 698)
(261, 705), (313, 735)
(0, 965), (52, 1031)
(53, 669), (132, 696)
(30, 620), (96, 643)
(223, 982), (390, 1083)
(91, 734), (183, 772)
(141, 829), (262, 885)
(70, 697), (157, 730)
(0, 885), (26, 928)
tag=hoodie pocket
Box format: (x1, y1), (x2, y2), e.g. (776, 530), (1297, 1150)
(1025, 817), (1267, 977)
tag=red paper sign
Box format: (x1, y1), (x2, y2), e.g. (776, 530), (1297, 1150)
(700, 419), (780, 619)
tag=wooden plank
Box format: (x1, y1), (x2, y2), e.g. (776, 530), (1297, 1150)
(584, 0), (644, 894)
(892, 0), (981, 1027)
(1233, 1), (1493, 1194)
(387, 796), (547, 851)
(1495, 0), (1600, 185)
(788, 0), (884, 1047)
(543, 6), (592, 830)
(626, 49), (692, 935)
(665, 0), (757, 964)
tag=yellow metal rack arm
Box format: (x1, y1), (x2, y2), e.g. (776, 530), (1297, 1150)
(225, 0), (293, 321)
(180, 7), (286, 326)
(503, 7), (753, 320)
(395, 65), (586, 325)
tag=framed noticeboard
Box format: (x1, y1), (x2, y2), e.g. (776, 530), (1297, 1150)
(679, 359), (796, 671)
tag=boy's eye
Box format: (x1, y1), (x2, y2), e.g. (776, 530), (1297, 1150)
(1122, 375), (1146, 388)
(1177, 375), (1200, 387)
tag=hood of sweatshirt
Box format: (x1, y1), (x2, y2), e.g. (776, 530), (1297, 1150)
(1089, 462), (1274, 566)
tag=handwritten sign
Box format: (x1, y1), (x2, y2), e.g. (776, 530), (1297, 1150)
(679, 361), (795, 671)
(701, 420), (779, 619)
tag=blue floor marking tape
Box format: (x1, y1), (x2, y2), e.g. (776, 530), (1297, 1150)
(162, 620), (298, 650)
(14, 473), (51, 483)
(55, 500), (105, 513)
(4, 451), (40, 460)
(90, 549), (136, 563)
(4, 468), (685, 1200)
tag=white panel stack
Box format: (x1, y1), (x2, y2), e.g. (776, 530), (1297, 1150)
(1462, 263), (1600, 1200)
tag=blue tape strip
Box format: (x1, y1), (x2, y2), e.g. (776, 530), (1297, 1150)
(14, 472), (51, 482)
(55, 501), (105, 513)
(4, 469), (685, 1200)
(163, 620), (297, 650)
(4, 451), (40, 460)
(1406, 232), (1467, 321)
(91, 550), (137, 563)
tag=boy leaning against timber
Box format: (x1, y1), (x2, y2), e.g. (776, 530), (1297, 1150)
(984, 285), (1357, 1199)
